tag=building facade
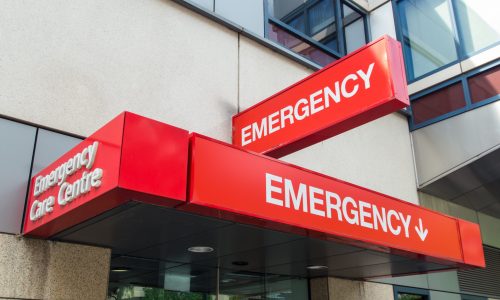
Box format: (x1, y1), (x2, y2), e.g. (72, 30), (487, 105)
(0, 0), (498, 299)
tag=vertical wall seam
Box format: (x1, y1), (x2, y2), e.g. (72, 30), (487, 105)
(327, 277), (331, 300)
(237, 33), (241, 113)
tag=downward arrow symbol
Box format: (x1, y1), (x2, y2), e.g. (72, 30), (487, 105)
(415, 218), (428, 241)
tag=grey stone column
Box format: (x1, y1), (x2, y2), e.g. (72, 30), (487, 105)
(310, 277), (394, 300)
(0, 233), (111, 300)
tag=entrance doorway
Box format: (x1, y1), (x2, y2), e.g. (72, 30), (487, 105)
(108, 261), (309, 299)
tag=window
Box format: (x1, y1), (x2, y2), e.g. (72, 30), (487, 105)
(395, 0), (500, 82)
(454, 0), (500, 56)
(409, 61), (500, 129)
(394, 286), (430, 300)
(265, 0), (368, 66)
(411, 81), (466, 125)
(467, 65), (500, 104)
(343, 4), (366, 54)
(396, 0), (458, 81)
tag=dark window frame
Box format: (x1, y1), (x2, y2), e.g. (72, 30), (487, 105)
(264, 0), (369, 64)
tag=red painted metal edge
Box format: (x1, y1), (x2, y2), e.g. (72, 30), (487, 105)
(458, 220), (485, 268)
(118, 112), (189, 204)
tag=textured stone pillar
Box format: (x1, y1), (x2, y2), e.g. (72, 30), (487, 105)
(310, 277), (394, 300)
(310, 278), (329, 300)
(0, 233), (111, 300)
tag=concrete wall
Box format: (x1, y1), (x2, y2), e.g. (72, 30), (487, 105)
(0, 233), (111, 300)
(369, 1), (396, 40)
(0, 0), (418, 204)
(0, 0), (238, 142)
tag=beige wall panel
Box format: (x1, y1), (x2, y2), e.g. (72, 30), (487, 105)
(0, 0), (238, 142)
(238, 36), (312, 112)
(283, 113), (419, 204)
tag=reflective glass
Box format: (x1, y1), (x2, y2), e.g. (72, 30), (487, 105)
(0, 118), (36, 234)
(455, 0), (500, 55)
(108, 262), (308, 300)
(31, 129), (82, 175)
(398, 293), (427, 300)
(288, 14), (306, 34)
(468, 66), (500, 104)
(343, 4), (365, 53)
(309, 0), (335, 35)
(398, 0), (458, 80)
(268, 22), (337, 66)
(411, 82), (466, 125)
(268, 0), (339, 53)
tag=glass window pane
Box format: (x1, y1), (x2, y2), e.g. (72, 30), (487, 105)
(343, 4), (366, 53)
(0, 118), (36, 234)
(398, 0), (458, 80)
(468, 66), (500, 104)
(411, 82), (466, 125)
(32, 129), (82, 175)
(345, 18), (365, 53)
(309, 0), (337, 51)
(266, 277), (309, 300)
(308, 0), (335, 34)
(455, 0), (500, 55)
(288, 14), (306, 34)
(268, 22), (337, 66)
(268, 0), (339, 53)
(398, 293), (427, 300)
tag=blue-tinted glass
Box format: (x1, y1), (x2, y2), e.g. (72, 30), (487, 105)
(343, 4), (365, 53)
(308, 0), (335, 34)
(323, 38), (338, 51)
(455, 0), (500, 55)
(288, 14), (306, 34)
(398, 0), (458, 80)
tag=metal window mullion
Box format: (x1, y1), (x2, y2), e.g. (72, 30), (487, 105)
(263, 0), (269, 38)
(462, 77), (473, 106)
(363, 13), (370, 43)
(305, 6), (311, 36)
(336, 0), (346, 55)
(392, 0), (415, 81)
(448, 0), (466, 60)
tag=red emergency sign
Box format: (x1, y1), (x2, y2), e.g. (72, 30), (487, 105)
(22, 112), (485, 271)
(23, 112), (189, 238)
(233, 36), (409, 157)
(187, 134), (485, 268)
